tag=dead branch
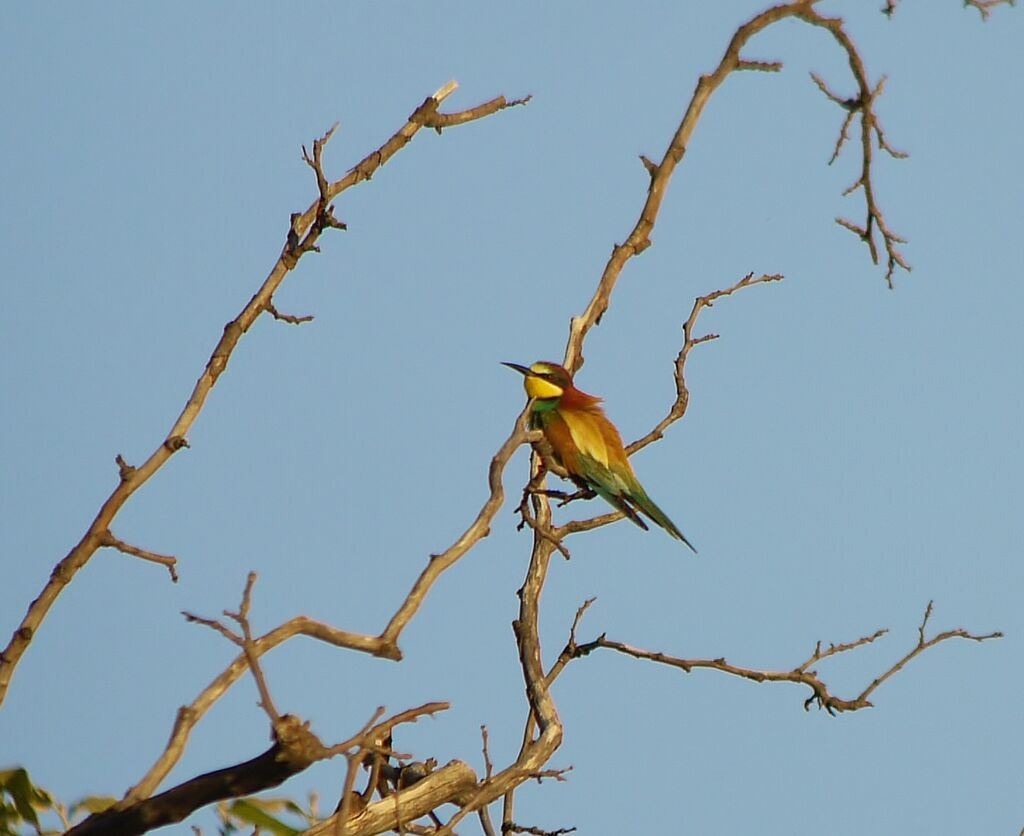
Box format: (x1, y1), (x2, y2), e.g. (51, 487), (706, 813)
(800, 7), (910, 286)
(126, 616), (391, 803)
(305, 761), (479, 836)
(70, 706), (453, 836)
(0, 80), (528, 710)
(222, 572), (281, 724)
(572, 601), (1001, 715)
(629, 272), (784, 455)
(536, 272), (782, 542)
(376, 410), (533, 652)
(68, 716), (325, 836)
(962, 0), (1017, 18)
(563, 0), (913, 384)
(429, 533), (566, 836)
(505, 824), (577, 836)
(882, 0), (1016, 19)
(99, 531), (178, 582)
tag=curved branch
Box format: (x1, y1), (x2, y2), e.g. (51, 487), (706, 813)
(628, 272), (783, 455)
(305, 761), (479, 836)
(799, 7), (910, 286)
(572, 601), (1001, 715)
(544, 272), (782, 542)
(79, 704), (448, 836)
(378, 413), (532, 649)
(0, 81), (528, 710)
(563, 2), (810, 373)
(124, 409), (531, 804)
(123, 616), (388, 803)
(563, 0), (911, 381)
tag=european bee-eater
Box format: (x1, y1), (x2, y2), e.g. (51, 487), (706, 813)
(504, 361), (695, 551)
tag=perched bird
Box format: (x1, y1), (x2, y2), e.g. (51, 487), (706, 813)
(503, 361), (695, 551)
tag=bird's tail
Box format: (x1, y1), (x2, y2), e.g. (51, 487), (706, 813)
(630, 489), (697, 553)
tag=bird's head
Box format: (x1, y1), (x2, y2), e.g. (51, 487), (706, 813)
(502, 361), (573, 401)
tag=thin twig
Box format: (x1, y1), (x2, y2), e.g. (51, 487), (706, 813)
(506, 824), (577, 836)
(481, 726), (494, 781)
(572, 603), (1000, 715)
(264, 300), (314, 324)
(99, 531), (178, 582)
(0, 80), (527, 709)
(223, 573), (281, 724)
(800, 7), (910, 285)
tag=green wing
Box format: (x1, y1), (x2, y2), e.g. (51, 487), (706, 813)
(576, 452), (696, 552)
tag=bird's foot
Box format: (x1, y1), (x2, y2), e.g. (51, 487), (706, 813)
(552, 487), (596, 507)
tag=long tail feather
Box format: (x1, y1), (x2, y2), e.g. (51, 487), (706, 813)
(629, 490), (697, 553)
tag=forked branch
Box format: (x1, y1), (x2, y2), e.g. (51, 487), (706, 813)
(572, 601), (1001, 715)
(0, 81), (528, 710)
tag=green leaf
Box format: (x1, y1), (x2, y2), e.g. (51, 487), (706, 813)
(69, 796), (117, 817)
(0, 767), (56, 830)
(221, 799), (301, 836)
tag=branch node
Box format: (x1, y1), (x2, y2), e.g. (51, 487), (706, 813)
(264, 300), (315, 325)
(737, 57), (783, 72)
(99, 530), (179, 582)
(115, 454), (135, 481)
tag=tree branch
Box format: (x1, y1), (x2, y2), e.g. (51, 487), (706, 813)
(572, 601), (1001, 715)
(0, 80), (528, 710)
(98, 531), (178, 583)
(800, 7), (910, 286)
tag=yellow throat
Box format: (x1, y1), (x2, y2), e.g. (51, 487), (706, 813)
(524, 375), (564, 400)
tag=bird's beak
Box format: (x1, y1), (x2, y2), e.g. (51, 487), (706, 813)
(501, 362), (532, 377)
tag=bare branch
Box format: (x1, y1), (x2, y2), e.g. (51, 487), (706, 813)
(883, 0), (1017, 19)
(99, 531), (178, 583)
(0, 81), (528, 709)
(506, 823), (577, 836)
(573, 603), (1001, 715)
(222, 573), (280, 725)
(629, 272), (783, 455)
(543, 272), (782, 542)
(480, 726), (494, 781)
(377, 411), (532, 651)
(437, 536), (566, 836)
(737, 58), (783, 72)
(264, 299), (314, 324)
(799, 8), (910, 286)
(963, 0), (1017, 18)
(562, 2), (853, 374)
(182, 612), (244, 647)
(126, 616), (392, 802)
(304, 761), (479, 836)
(420, 94), (532, 131)
(69, 716), (327, 836)
(855, 601), (1002, 706)
(72, 706), (458, 836)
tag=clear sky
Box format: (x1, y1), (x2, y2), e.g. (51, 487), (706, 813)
(1, 3), (1021, 834)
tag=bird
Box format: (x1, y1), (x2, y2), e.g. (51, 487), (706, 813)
(503, 360), (695, 551)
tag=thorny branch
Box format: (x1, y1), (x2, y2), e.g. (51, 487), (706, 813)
(571, 601), (1001, 715)
(0, 80), (528, 710)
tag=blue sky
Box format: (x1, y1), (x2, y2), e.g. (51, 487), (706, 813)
(1, 3), (1021, 834)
